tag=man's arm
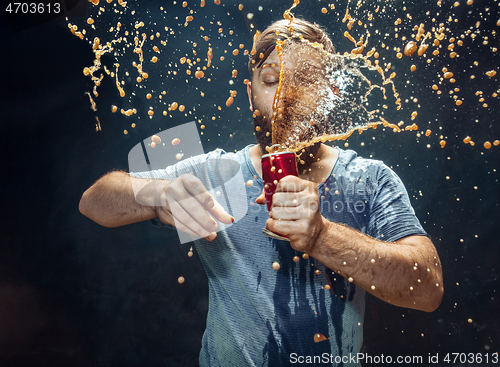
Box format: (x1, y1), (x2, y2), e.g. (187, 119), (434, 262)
(310, 224), (442, 312)
(79, 171), (233, 240)
(258, 175), (443, 312)
(79, 171), (158, 228)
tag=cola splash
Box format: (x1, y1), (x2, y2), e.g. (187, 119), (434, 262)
(271, 37), (376, 152)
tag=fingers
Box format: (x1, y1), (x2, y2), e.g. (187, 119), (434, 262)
(275, 175), (316, 194)
(270, 196), (319, 221)
(164, 176), (217, 236)
(157, 206), (217, 241)
(270, 207), (302, 220)
(160, 174), (236, 240)
(266, 217), (295, 237)
(171, 193), (218, 233)
(168, 198), (217, 236)
(182, 175), (233, 224)
(270, 181), (319, 221)
(269, 192), (300, 220)
(258, 177), (315, 207)
(207, 199), (234, 225)
(266, 217), (321, 253)
(271, 192), (301, 207)
(183, 176), (216, 211)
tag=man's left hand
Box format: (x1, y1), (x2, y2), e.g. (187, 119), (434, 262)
(256, 175), (326, 253)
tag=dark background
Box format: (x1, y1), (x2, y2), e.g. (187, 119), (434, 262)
(0, 0), (498, 366)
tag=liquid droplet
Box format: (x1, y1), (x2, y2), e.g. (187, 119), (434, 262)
(404, 41), (417, 56)
(314, 333), (327, 343)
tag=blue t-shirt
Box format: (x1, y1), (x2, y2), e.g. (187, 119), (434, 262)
(131, 145), (427, 367)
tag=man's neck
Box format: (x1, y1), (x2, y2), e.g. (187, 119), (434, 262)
(249, 143), (338, 185)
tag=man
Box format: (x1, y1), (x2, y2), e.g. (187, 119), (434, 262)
(80, 19), (443, 366)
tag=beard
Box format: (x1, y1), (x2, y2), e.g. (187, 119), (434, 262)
(253, 110), (272, 156)
(252, 106), (321, 168)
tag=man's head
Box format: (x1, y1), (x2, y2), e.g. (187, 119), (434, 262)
(247, 19), (335, 77)
(246, 19), (335, 159)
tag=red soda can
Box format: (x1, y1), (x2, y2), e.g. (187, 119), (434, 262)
(261, 151), (298, 241)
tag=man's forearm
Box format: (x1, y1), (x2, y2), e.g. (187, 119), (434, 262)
(79, 171), (159, 227)
(310, 219), (443, 312)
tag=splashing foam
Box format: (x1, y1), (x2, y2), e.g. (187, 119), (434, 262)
(270, 36), (386, 153)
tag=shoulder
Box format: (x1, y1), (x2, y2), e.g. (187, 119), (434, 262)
(331, 149), (406, 193)
(334, 148), (387, 176)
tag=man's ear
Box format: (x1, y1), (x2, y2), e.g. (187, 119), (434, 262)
(247, 82), (253, 111)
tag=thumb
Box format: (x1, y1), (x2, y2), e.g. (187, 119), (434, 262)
(208, 199), (234, 224)
(256, 188), (266, 205)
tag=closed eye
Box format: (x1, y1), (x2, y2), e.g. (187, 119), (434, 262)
(263, 80), (278, 86)
(260, 67), (280, 86)
(262, 74), (279, 85)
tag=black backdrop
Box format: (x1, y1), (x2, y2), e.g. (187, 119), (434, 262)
(1, 0), (499, 366)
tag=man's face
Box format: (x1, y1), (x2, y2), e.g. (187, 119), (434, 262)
(248, 50), (280, 154)
(247, 48), (321, 164)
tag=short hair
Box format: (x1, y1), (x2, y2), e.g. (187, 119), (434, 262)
(248, 19), (335, 77)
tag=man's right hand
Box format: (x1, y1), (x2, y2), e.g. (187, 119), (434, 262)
(156, 174), (234, 241)
(80, 171), (234, 234)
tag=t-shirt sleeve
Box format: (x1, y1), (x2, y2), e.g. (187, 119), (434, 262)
(367, 164), (428, 242)
(129, 152), (211, 180)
